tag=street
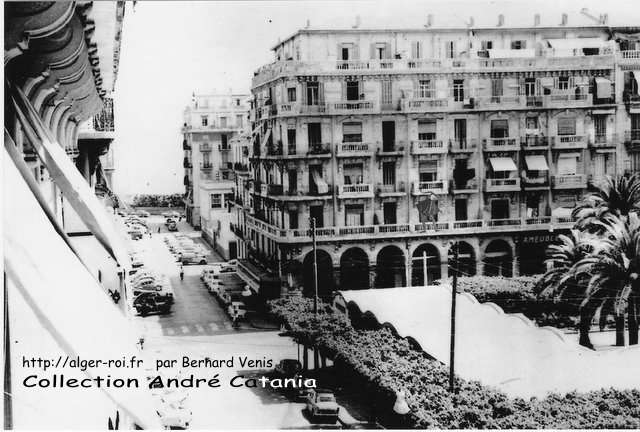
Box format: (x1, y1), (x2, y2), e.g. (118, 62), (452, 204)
(124, 215), (368, 429)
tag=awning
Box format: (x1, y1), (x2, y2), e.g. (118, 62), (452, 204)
(10, 84), (130, 270)
(489, 157), (517, 172)
(540, 77), (554, 88)
(525, 155), (549, 171)
(311, 169), (329, 194)
(547, 38), (607, 50)
(595, 77), (612, 99)
(488, 48), (535, 58)
(4, 149), (161, 429)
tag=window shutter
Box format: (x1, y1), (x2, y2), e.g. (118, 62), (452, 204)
(337, 44), (342, 60)
(302, 82), (307, 105)
(341, 81), (346, 100)
(370, 43), (376, 59)
(535, 79), (541, 95)
(318, 82), (324, 104)
(353, 44), (359, 60)
(411, 41), (418, 59)
(358, 81), (364, 99)
(557, 117), (576, 135)
(413, 80), (418, 98)
(569, 76), (575, 88)
(385, 42), (392, 59)
(553, 77), (559, 89)
(518, 78), (525, 96)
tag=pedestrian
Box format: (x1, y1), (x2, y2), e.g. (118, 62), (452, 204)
(138, 337), (145, 350)
(179, 264), (184, 281)
(157, 226), (161, 233)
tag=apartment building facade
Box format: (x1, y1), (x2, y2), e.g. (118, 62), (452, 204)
(234, 14), (640, 297)
(182, 93), (250, 257)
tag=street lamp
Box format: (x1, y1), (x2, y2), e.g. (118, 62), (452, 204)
(311, 217), (319, 316)
(449, 242), (459, 393)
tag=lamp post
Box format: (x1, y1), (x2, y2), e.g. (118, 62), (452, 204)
(449, 242), (459, 393)
(311, 217), (318, 315)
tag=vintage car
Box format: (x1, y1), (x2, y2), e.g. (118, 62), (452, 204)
(305, 389), (340, 423)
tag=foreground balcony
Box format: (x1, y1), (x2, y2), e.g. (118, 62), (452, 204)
(521, 136), (549, 150)
(522, 174), (550, 189)
(449, 138), (479, 153)
(484, 178), (521, 192)
(244, 214), (577, 243)
(551, 135), (587, 149)
(588, 133), (618, 148)
(484, 137), (519, 152)
(377, 183), (407, 196)
(411, 139), (448, 154)
(412, 180), (448, 195)
(337, 183), (374, 198)
(551, 174), (587, 189)
(401, 98), (449, 112)
(336, 142), (373, 157)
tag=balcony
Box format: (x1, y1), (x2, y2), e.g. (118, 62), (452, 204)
(522, 174), (550, 189)
(588, 133), (618, 148)
(412, 180), (448, 195)
(200, 162), (213, 171)
(267, 184), (283, 196)
(336, 142), (372, 157)
(619, 50), (640, 64)
(306, 143), (332, 157)
(182, 139), (191, 151)
(451, 179), (479, 193)
(337, 183), (374, 198)
(449, 139), (478, 153)
(484, 137), (519, 152)
(401, 98), (449, 112)
(552, 174), (587, 189)
(625, 130), (640, 151)
(521, 136), (549, 150)
(411, 139), (448, 155)
(486, 218), (522, 227)
(277, 103), (300, 115)
(484, 178), (521, 192)
(525, 95), (544, 108)
(328, 100), (377, 114)
(479, 95), (523, 109)
(219, 144), (231, 152)
(183, 158), (192, 169)
(545, 93), (591, 108)
(551, 135), (587, 149)
(376, 183), (407, 197)
(200, 143), (212, 152)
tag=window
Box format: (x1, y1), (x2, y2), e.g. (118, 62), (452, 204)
(383, 202), (397, 224)
(491, 78), (503, 101)
(236, 115), (243, 128)
(307, 123), (322, 146)
(418, 120), (437, 140)
(491, 199), (510, 219)
(557, 117), (576, 136)
(383, 162), (396, 185)
(419, 160), (438, 182)
(557, 155), (578, 175)
(376, 44), (385, 59)
(411, 41), (422, 59)
(418, 80), (433, 98)
(381, 80), (392, 107)
(454, 119), (467, 147)
(288, 210), (298, 229)
(481, 40), (493, 50)
(211, 194), (222, 209)
(221, 134), (228, 148)
(235, 98), (241, 106)
(288, 169), (297, 193)
(346, 81), (360, 101)
(453, 79), (465, 102)
(491, 119), (509, 138)
(526, 116), (538, 130)
(558, 76), (569, 90)
(342, 47), (349, 60)
(345, 205), (365, 226)
(306, 82), (319, 105)
(594, 115), (607, 142)
(343, 163), (363, 185)
(524, 77), (536, 96)
(220, 117), (227, 128)
(342, 122), (362, 143)
(445, 41), (456, 59)
(201, 116), (209, 127)
(287, 129), (297, 154)
(287, 87), (296, 102)
(511, 40), (526, 50)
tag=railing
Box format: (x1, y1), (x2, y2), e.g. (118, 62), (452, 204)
(522, 175), (549, 187)
(411, 140), (447, 154)
(485, 178), (521, 191)
(377, 183), (406, 194)
(402, 98), (449, 112)
(337, 142), (371, 156)
(219, 144), (231, 151)
(330, 101), (375, 112)
(479, 95), (522, 108)
(552, 174), (587, 189)
(449, 138), (478, 153)
(92, 98), (114, 132)
(452, 220), (483, 229)
(484, 137), (518, 151)
(589, 133), (618, 147)
(337, 183), (373, 197)
(521, 136), (548, 148)
(551, 135), (587, 149)
(625, 130), (640, 145)
(620, 50), (640, 59)
(200, 162), (213, 170)
(307, 143), (332, 156)
(486, 218), (521, 227)
(413, 180), (447, 194)
(451, 180), (479, 191)
(200, 143), (212, 152)
(525, 217), (552, 225)
(267, 184), (283, 195)
(287, 144), (297, 155)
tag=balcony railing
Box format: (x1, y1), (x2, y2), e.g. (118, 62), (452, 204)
(625, 130), (640, 148)
(337, 142), (372, 157)
(307, 143), (332, 156)
(521, 136), (548, 148)
(412, 180), (448, 195)
(451, 179), (479, 192)
(486, 218), (522, 227)
(93, 98), (114, 132)
(552, 174), (587, 189)
(411, 140), (447, 154)
(200, 143), (212, 152)
(200, 162), (213, 171)
(620, 50), (640, 59)
(329, 100), (376, 113)
(484, 137), (519, 151)
(402, 98), (449, 112)
(337, 183), (374, 198)
(589, 133), (618, 148)
(377, 183), (407, 194)
(551, 135), (587, 149)
(267, 184), (283, 195)
(522, 175), (549, 188)
(449, 138), (478, 153)
(484, 178), (521, 192)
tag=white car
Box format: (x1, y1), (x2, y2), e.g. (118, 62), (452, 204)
(156, 404), (191, 429)
(228, 301), (247, 320)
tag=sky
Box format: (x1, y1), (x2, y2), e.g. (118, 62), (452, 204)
(113, 0), (640, 195)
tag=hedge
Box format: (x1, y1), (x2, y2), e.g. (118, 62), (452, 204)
(269, 297), (640, 429)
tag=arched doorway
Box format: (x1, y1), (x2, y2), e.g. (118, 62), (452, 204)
(411, 243), (441, 286)
(375, 246), (406, 288)
(302, 249), (334, 298)
(483, 240), (513, 277)
(448, 241), (476, 277)
(340, 247), (370, 290)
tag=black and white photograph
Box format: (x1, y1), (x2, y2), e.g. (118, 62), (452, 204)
(3, 0), (640, 429)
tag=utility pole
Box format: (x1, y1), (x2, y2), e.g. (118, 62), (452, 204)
(422, 250), (428, 286)
(449, 243), (459, 393)
(311, 217), (318, 315)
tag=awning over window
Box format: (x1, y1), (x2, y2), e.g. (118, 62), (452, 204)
(4, 150), (160, 429)
(488, 48), (535, 58)
(311, 169), (329, 194)
(342, 122), (362, 134)
(595, 77), (612, 99)
(489, 157), (517, 171)
(10, 85), (130, 270)
(547, 38), (607, 50)
(525, 155), (549, 171)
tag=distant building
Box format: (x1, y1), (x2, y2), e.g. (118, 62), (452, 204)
(182, 93), (250, 258)
(232, 12), (640, 298)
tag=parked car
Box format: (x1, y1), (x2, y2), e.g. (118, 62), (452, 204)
(133, 292), (172, 316)
(305, 389), (340, 423)
(227, 301), (247, 320)
(180, 252), (207, 265)
(274, 359), (302, 378)
(137, 210), (150, 218)
(129, 253), (144, 268)
(130, 230), (144, 241)
(200, 266), (218, 281)
(167, 221), (178, 231)
(164, 217), (176, 226)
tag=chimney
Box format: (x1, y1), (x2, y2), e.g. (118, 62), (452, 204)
(561, 13), (568, 26)
(534, 13), (540, 26)
(497, 14), (504, 27)
(352, 15), (361, 29)
(426, 14), (433, 28)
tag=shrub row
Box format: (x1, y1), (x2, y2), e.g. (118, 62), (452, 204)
(131, 193), (184, 208)
(269, 297), (640, 429)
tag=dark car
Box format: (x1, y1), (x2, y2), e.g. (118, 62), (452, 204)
(133, 292), (172, 316)
(274, 359), (302, 378)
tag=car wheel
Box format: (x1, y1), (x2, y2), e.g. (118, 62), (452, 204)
(199, 260), (207, 265)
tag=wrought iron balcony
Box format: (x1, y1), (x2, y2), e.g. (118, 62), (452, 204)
(484, 137), (519, 151)
(551, 174), (587, 189)
(411, 139), (447, 154)
(412, 180), (448, 195)
(336, 142), (372, 157)
(337, 183), (374, 198)
(551, 135), (587, 149)
(484, 178), (521, 192)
